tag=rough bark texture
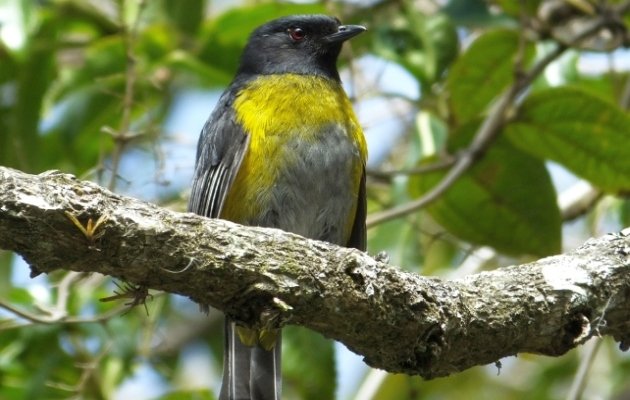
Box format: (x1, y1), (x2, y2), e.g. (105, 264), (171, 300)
(1, 166), (629, 378)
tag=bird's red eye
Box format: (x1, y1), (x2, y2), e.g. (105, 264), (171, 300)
(288, 27), (305, 41)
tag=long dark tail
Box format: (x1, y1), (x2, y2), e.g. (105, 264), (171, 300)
(220, 318), (281, 400)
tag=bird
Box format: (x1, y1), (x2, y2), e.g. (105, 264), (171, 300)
(188, 14), (367, 400)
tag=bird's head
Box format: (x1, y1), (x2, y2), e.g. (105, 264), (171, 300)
(237, 15), (366, 80)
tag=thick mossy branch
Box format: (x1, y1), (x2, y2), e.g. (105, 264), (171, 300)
(1, 166), (629, 378)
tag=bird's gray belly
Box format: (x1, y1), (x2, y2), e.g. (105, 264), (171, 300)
(252, 124), (361, 246)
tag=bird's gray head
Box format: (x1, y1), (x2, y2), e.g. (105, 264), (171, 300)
(237, 14), (366, 80)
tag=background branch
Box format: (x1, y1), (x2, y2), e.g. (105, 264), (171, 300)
(1, 166), (629, 379)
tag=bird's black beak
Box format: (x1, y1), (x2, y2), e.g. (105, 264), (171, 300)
(323, 24), (366, 44)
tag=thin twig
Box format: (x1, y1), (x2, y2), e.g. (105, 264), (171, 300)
(565, 338), (603, 400)
(559, 181), (602, 221)
(47, 342), (113, 399)
(366, 155), (456, 180)
(107, 0), (147, 190)
(0, 299), (129, 327)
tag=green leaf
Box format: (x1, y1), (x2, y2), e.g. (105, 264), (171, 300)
(6, 287), (35, 306)
(7, 14), (58, 172)
(50, 35), (126, 101)
(447, 29), (533, 124)
(421, 13), (459, 82)
(368, 111), (451, 272)
(0, 251), (14, 294)
(491, 0), (542, 17)
(41, 87), (121, 173)
(415, 110), (449, 158)
(534, 51), (621, 105)
(410, 121), (561, 256)
(504, 87), (630, 191)
(159, 389), (215, 400)
(368, 215), (425, 272)
(164, 50), (233, 87)
(0, 43), (17, 168)
(0, 42), (17, 85)
(198, 3), (327, 76)
(162, 0), (205, 36)
(282, 326), (335, 400)
(373, 12), (458, 86)
(138, 23), (179, 63)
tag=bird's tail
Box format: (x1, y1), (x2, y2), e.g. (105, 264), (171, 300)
(220, 318), (282, 400)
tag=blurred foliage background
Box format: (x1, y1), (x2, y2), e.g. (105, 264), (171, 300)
(1, 0), (630, 399)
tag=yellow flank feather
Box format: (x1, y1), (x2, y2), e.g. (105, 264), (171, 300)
(221, 74), (367, 232)
(235, 325), (259, 347)
(235, 326), (278, 351)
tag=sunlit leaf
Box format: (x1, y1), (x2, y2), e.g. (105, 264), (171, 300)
(163, 0), (205, 36)
(138, 23), (179, 62)
(491, 0), (542, 16)
(410, 121), (561, 256)
(409, 12), (459, 83)
(0, 252), (14, 294)
(165, 50), (233, 87)
(447, 29), (534, 124)
(8, 14), (57, 172)
(369, 111), (450, 271)
(368, 216), (424, 271)
(373, 12), (458, 86)
(6, 287), (34, 306)
(50, 36), (126, 101)
(504, 87), (630, 191)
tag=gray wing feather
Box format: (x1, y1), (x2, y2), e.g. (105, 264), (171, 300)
(188, 94), (249, 218)
(347, 168), (367, 251)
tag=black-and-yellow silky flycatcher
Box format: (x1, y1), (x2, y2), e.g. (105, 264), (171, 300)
(188, 14), (366, 400)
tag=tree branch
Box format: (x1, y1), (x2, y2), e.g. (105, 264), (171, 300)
(1, 166), (629, 378)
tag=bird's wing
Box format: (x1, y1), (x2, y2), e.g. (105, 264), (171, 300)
(188, 93), (249, 218)
(347, 167), (367, 251)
